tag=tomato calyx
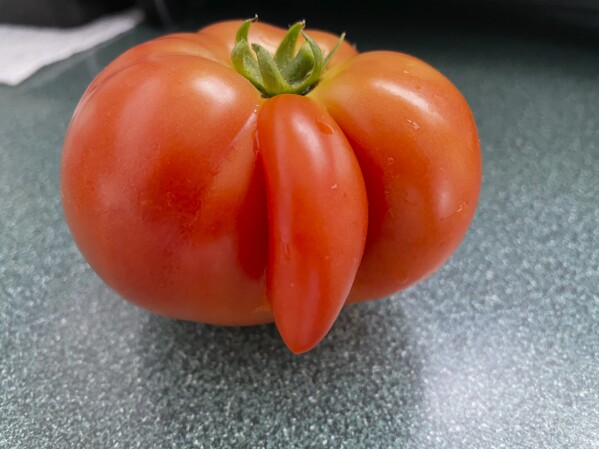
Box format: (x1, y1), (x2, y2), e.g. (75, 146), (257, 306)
(231, 17), (345, 98)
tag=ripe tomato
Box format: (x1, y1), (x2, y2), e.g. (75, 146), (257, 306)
(61, 19), (481, 353)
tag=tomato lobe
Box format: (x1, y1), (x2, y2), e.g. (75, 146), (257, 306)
(257, 95), (367, 353)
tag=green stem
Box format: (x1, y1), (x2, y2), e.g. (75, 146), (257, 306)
(231, 18), (345, 97)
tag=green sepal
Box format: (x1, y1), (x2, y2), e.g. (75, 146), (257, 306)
(274, 21), (305, 66)
(290, 31), (324, 95)
(231, 18), (263, 92)
(281, 42), (314, 84)
(252, 43), (293, 96)
(231, 18), (346, 97)
(324, 32), (346, 68)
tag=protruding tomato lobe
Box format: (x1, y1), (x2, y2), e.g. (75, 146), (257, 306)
(257, 95), (368, 353)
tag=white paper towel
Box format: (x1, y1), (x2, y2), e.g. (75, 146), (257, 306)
(0, 9), (143, 86)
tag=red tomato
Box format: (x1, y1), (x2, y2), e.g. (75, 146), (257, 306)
(61, 19), (481, 353)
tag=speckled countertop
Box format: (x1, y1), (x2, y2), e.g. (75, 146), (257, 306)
(1, 13), (598, 449)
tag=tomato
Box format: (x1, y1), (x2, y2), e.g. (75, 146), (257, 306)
(61, 19), (481, 353)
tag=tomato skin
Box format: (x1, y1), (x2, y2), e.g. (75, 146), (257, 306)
(258, 95), (367, 353)
(61, 20), (481, 351)
(311, 51), (482, 302)
(62, 55), (272, 325)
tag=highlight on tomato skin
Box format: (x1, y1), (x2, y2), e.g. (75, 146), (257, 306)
(60, 18), (482, 353)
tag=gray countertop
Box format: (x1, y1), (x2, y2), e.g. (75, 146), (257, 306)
(1, 18), (598, 449)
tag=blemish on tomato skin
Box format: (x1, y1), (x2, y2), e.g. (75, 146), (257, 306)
(316, 120), (334, 134)
(253, 302), (272, 314)
(406, 119), (420, 129)
(438, 201), (470, 221)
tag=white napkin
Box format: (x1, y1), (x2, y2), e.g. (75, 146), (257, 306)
(0, 9), (143, 86)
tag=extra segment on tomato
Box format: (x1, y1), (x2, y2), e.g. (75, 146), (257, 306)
(61, 18), (482, 353)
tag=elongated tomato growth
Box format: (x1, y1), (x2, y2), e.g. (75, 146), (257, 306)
(257, 95), (368, 353)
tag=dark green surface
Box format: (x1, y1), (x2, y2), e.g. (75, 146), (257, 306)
(1, 19), (599, 448)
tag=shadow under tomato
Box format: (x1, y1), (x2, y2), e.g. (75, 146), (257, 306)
(139, 298), (424, 446)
